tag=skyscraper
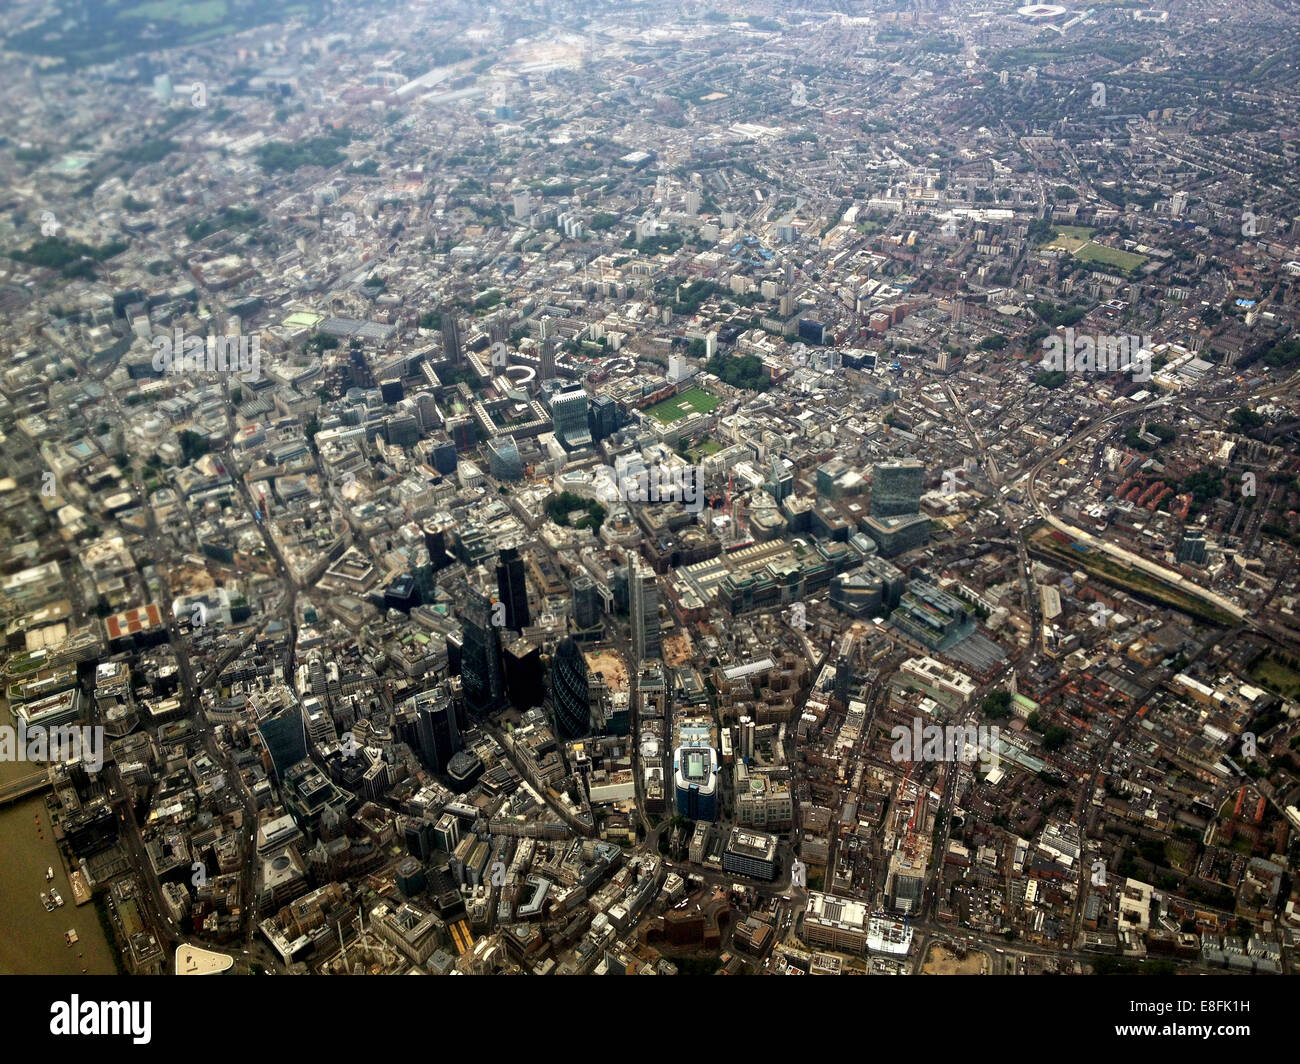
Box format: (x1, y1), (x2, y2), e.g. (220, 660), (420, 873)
(588, 393), (618, 442)
(258, 706), (308, 782)
(630, 562), (661, 664)
(504, 636), (545, 709)
(539, 317), (557, 381)
(870, 460), (925, 518)
(551, 637), (590, 739)
(548, 388), (591, 450)
(674, 746), (719, 821)
(405, 819), (434, 861)
(429, 436), (458, 475)
(495, 547), (530, 631)
(461, 589), (504, 712)
(834, 654), (853, 707)
(423, 521), (453, 571)
(767, 456), (795, 502)
(571, 574), (601, 631)
(409, 684), (461, 773)
(1178, 530), (1207, 565)
(486, 435), (523, 481)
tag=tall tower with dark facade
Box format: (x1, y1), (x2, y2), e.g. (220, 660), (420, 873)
(495, 547), (530, 631)
(461, 588), (504, 712)
(258, 706), (307, 782)
(410, 684), (461, 773)
(870, 460), (925, 518)
(630, 561), (661, 664)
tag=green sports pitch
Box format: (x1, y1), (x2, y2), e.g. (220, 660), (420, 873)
(645, 387), (721, 425)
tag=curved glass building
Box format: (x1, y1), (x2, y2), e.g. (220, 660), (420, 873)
(551, 636), (590, 739)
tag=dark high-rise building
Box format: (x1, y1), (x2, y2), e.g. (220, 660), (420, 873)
(538, 315), (557, 380)
(259, 705), (308, 782)
(797, 319), (826, 345)
(870, 460), (925, 518)
(630, 562), (661, 664)
(430, 436), (458, 475)
(834, 655), (853, 706)
(548, 388), (591, 450)
(348, 345), (373, 389)
(551, 636), (590, 739)
(461, 589), (504, 712)
(888, 865), (925, 914)
(722, 827), (778, 880)
(504, 636), (545, 709)
(423, 522), (453, 571)
(447, 750), (484, 793)
(572, 574), (601, 631)
(611, 566), (630, 615)
(495, 547), (530, 631)
(385, 413), (419, 447)
(1178, 530), (1207, 566)
(767, 457), (795, 502)
(411, 548), (435, 605)
(63, 805), (118, 857)
(448, 416), (477, 452)
(410, 684), (462, 773)
(405, 818), (434, 861)
(588, 393), (619, 442)
(396, 857), (426, 898)
(674, 745), (719, 821)
(384, 573), (418, 612)
(441, 309), (463, 365)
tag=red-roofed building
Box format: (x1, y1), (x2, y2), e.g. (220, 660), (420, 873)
(105, 603), (166, 649)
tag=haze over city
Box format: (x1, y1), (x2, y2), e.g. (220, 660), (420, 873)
(0, 0), (1298, 1014)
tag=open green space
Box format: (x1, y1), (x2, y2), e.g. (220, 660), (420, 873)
(1075, 242), (1148, 274)
(1039, 225), (1147, 275)
(646, 387), (720, 425)
(1248, 650), (1300, 700)
(1042, 225), (1094, 253)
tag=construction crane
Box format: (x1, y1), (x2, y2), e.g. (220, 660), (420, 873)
(336, 905), (398, 975)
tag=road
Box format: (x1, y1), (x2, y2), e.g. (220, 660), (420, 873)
(944, 381), (1040, 646)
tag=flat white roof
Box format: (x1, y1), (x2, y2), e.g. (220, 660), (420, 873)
(175, 943), (235, 975)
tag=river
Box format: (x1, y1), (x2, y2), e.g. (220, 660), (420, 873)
(0, 698), (118, 975)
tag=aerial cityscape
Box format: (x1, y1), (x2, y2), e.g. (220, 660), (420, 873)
(3, 0), (1300, 986)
